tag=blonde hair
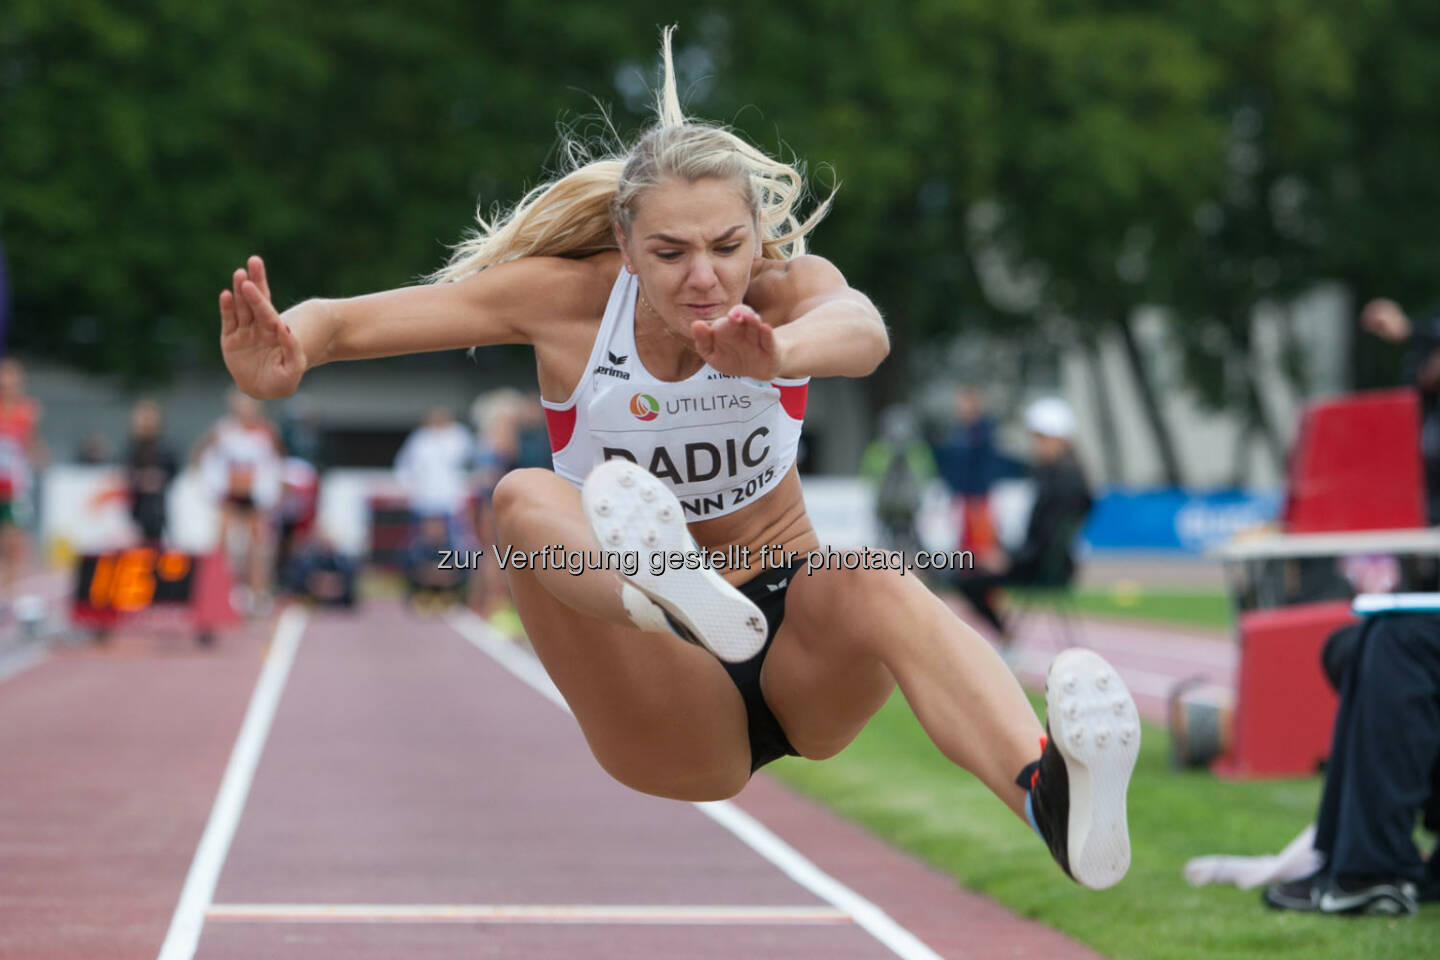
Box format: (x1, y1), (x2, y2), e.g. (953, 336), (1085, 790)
(430, 26), (833, 284)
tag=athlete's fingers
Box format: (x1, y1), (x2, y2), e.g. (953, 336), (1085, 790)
(220, 290), (238, 337)
(756, 322), (776, 356)
(744, 314), (764, 348)
(275, 314), (301, 354)
(705, 314), (732, 345)
(232, 268), (254, 328)
(692, 320), (714, 355)
(242, 278), (276, 317)
(248, 255), (271, 302)
(269, 312), (302, 369)
(243, 281), (285, 344)
(735, 313), (762, 350)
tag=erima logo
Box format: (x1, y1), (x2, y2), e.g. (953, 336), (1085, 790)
(594, 350), (630, 380)
(765, 578), (788, 593)
(629, 393), (660, 421)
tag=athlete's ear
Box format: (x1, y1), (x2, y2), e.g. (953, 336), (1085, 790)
(614, 224), (636, 274)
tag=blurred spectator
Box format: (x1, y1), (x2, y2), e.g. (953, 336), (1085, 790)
(1361, 298), (1440, 522)
(860, 405), (937, 562)
(950, 397), (1093, 642)
(0, 357), (45, 617)
(1263, 612), (1440, 915)
(280, 393), (321, 465)
(122, 399), (178, 545)
(195, 391), (283, 614)
(395, 406), (474, 548)
(469, 389), (524, 615)
(514, 391), (553, 470)
(933, 385), (999, 559)
(282, 530), (356, 608)
(405, 513), (467, 610)
(76, 432), (111, 465)
(471, 389), (523, 492)
(274, 455), (319, 580)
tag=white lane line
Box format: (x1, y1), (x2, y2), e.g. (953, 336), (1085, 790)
(207, 903), (850, 925)
(446, 609), (946, 960)
(155, 605), (310, 960)
(0, 642), (47, 685)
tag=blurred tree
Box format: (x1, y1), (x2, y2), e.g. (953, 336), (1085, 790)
(687, 0), (1004, 409)
(0, 0), (669, 380)
(961, 6), (1226, 487)
(1163, 0), (1359, 485)
(5, 0), (1440, 482)
(1322, 0), (1440, 390)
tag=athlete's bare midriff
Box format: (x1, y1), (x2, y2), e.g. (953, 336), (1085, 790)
(522, 251), (819, 584)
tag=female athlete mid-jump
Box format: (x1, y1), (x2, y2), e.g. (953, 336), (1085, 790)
(219, 29), (1139, 889)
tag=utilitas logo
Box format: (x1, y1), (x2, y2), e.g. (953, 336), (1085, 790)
(629, 393), (660, 421)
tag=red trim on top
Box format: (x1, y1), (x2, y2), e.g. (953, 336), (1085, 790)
(775, 382), (808, 420)
(543, 405), (577, 453)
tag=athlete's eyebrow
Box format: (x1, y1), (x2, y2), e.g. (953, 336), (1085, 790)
(644, 224), (747, 244)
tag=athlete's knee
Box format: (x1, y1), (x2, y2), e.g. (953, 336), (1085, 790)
(492, 469), (561, 537)
(794, 736), (856, 762)
(793, 566), (910, 657)
(593, 750), (749, 802)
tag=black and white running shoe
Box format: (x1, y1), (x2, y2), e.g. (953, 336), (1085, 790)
(1262, 873), (1323, 912)
(581, 459), (768, 663)
(1317, 876), (1420, 916)
(1029, 648), (1141, 889)
(1265, 873), (1420, 916)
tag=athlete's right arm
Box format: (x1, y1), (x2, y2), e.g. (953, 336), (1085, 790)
(219, 254), (583, 400)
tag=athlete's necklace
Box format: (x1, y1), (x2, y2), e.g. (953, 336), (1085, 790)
(638, 284), (687, 343)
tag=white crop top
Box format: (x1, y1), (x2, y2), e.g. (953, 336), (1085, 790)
(543, 268), (808, 520)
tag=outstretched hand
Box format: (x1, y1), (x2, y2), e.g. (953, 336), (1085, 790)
(219, 255), (305, 399)
(691, 305), (784, 381)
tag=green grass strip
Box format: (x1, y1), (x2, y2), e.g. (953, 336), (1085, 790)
(769, 692), (1436, 960)
(1010, 589), (1235, 632)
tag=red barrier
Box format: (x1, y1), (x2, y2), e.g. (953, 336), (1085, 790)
(192, 551), (240, 635)
(1283, 389), (1424, 532)
(1212, 600), (1354, 778)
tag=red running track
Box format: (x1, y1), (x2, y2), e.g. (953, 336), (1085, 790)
(1005, 613), (1235, 723)
(2, 600), (1108, 960)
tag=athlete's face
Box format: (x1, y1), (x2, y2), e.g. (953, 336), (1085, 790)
(618, 177), (759, 337)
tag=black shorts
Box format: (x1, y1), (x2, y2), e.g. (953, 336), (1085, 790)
(725, 558), (807, 773)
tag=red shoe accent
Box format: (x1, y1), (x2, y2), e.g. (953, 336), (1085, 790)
(1031, 736), (1048, 789)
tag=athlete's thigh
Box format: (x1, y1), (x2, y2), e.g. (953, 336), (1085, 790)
(504, 548), (752, 800)
(760, 564), (899, 761)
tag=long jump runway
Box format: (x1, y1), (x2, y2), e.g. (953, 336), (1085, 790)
(3, 600), (1103, 960)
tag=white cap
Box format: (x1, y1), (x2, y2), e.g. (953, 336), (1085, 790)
(1025, 397), (1076, 439)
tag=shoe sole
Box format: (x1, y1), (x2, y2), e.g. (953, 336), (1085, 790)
(1046, 648), (1140, 889)
(581, 460), (768, 663)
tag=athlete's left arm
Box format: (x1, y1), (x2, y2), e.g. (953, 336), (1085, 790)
(771, 256), (889, 379)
